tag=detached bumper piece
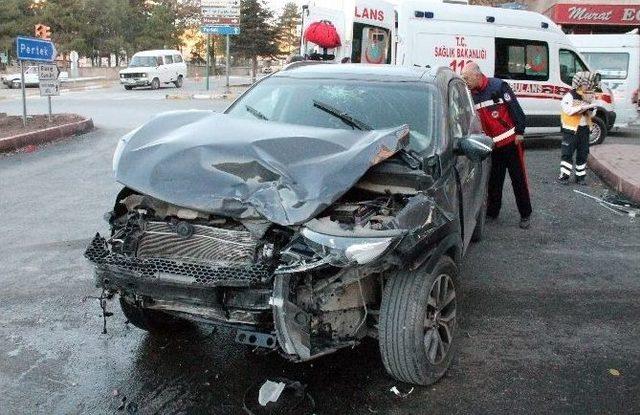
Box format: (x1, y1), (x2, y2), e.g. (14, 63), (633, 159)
(84, 233), (271, 288)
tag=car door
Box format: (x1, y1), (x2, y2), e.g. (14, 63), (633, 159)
(448, 79), (483, 249)
(162, 55), (174, 82)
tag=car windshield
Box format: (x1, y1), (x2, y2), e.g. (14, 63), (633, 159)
(226, 76), (438, 152)
(582, 52), (630, 80)
(129, 56), (159, 68)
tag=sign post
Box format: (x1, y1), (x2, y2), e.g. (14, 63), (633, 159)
(38, 63), (60, 121)
(226, 35), (230, 93)
(200, 0), (240, 94)
(205, 35), (211, 90)
(15, 36), (57, 127)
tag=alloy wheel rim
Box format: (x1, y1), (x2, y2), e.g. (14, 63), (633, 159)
(423, 273), (456, 365)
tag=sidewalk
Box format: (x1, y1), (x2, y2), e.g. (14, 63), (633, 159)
(589, 142), (640, 204)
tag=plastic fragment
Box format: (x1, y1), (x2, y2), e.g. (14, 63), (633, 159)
(609, 369), (621, 376)
(390, 385), (414, 398)
(258, 380), (286, 406)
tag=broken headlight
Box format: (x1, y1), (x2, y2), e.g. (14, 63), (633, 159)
(300, 228), (397, 265)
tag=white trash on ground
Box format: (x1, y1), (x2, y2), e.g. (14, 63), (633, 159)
(258, 380), (286, 406)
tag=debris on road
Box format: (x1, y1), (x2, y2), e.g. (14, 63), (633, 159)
(609, 369), (621, 377)
(258, 380), (286, 406)
(574, 190), (640, 219)
(390, 385), (415, 398)
(243, 378), (315, 415)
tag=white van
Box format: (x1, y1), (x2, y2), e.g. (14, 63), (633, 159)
(569, 34), (640, 129)
(301, 0), (616, 144)
(119, 49), (187, 90)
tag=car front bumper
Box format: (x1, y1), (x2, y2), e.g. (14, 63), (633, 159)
(120, 78), (151, 86)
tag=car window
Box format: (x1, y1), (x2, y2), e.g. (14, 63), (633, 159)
(582, 52), (629, 80)
(559, 49), (588, 86)
(226, 77), (438, 153)
(448, 81), (474, 141)
(129, 56), (158, 67)
(495, 38), (549, 81)
(164, 55), (173, 64)
(174, 54), (183, 63)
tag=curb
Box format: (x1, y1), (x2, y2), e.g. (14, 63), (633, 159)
(588, 147), (640, 204)
(0, 116), (95, 153)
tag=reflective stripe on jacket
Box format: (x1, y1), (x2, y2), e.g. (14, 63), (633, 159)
(470, 77), (526, 148)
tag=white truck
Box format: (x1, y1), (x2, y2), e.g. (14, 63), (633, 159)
(301, 0), (616, 144)
(569, 33), (640, 129)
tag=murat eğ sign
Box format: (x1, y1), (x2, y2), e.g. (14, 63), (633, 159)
(549, 4), (640, 25)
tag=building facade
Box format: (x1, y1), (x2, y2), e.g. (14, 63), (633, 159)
(523, 0), (640, 34)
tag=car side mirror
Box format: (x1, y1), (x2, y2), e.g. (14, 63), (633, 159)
(456, 134), (494, 161)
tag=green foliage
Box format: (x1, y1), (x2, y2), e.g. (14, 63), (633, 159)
(231, 0), (279, 60)
(0, 0), (200, 62)
(277, 2), (300, 56)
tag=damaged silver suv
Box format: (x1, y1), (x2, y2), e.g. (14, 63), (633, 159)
(85, 64), (493, 385)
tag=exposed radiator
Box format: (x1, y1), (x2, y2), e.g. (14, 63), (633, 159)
(136, 221), (257, 264)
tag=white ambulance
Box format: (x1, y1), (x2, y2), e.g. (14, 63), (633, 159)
(301, 0), (616, 144)
(569, 33), (640, 129)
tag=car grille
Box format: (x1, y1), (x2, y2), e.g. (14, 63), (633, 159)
(122, 73), (143, 78)
(84, 222), (271, 287)
(137, 221), (257, 264)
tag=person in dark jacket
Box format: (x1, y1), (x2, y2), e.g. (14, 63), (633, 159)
(461, 62), (532, 229)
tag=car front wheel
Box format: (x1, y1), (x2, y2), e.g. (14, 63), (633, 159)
(150, 77), (160, 90)
(174, 75), (183, 88)
(379, 256), (458, 385)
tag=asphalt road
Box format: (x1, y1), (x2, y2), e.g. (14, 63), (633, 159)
(0, 86), (639, 415)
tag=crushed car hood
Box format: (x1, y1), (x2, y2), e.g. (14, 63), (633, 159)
(114, 110), (409, 226)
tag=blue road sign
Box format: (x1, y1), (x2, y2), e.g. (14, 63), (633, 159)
(201, 25), (240, 35)
(16, 36), (56, 62)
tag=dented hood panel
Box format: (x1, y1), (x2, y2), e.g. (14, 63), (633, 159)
(114, 110), (409, 226)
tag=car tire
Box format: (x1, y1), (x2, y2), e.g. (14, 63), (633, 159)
(471, 198), (487, 243)
(174, 75), (183, 88)
(589, 116), (607, 146)
(124, 85), (133, 90)
(151, 77), (160, 90)
(379, 256), (459, 385)
(11, 81), (20, 89)
(119, 297), (191, 333)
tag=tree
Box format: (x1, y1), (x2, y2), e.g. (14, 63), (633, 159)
(277, 2), (300, 56)
(232, 0), (279, 82)
(0, 0), (37, 64)
(136, 0), (199, 51)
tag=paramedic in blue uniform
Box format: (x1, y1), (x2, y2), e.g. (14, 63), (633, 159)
(461, 62), (532, 229)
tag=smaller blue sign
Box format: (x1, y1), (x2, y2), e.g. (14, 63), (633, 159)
(16, 36), (56, 62)
(201, 25), (240, 35)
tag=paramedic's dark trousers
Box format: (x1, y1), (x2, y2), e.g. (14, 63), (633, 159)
(487, 142), (532, 219)
(560, 126), (589, 178)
